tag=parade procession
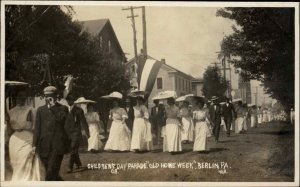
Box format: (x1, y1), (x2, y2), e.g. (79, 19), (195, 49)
(2, 2), (297, 184)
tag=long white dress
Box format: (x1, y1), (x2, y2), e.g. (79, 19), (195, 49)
(130, 105), (153, 151)
(193, 109), (209, 151)
(8, 105), (45, 181)
(257, 109), (262, 125)
(85, 112), (104, 151)
(262, 110), (269, 123)
(235, 106), (245, 133)
(163, 105), (182, 152)
(104, 107), (131, 151)
(250, 108), (257, 128)
(180, 107), (194, 142)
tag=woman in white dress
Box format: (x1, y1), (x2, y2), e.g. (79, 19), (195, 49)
(104, 99), (131, 151)
(8, 90), (45, 181)
(235, 101), (246, 134)
(193, 100), (210, 153)
(163, 97), (182, 154)
(180, 101), (194, 144)
(257, 106), (263, 126)
(131, 97), (153, 152)
(85, 104), (104, 152)
(250, 106), (258, 128)
(262, 108), (269, 123)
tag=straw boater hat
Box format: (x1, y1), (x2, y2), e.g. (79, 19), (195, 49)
(74, 97), (96, 104)
(101, 91), (123, 99)
(211, 96), (219, 101)
(43, 86), (58, 96)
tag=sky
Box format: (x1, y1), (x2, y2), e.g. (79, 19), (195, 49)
(72, 6), (235, 78)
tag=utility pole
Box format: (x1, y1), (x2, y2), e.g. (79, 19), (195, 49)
(123, 6), (147, 90)
(211, 62), (220, 68)
(142, 6), (147, 58)
(123, 6), (139, 90)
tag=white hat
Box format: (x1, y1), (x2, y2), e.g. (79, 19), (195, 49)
(232, 98), (242, 102)
(101, 91), (123, 99)
(74, 97), (96, 104)
(211, 96), (219, 101)
(43, 86), (58, 96)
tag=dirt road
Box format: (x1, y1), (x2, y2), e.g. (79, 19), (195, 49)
(58, 122), (294, 182)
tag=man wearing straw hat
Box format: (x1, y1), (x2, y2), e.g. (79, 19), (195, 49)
(32, 86), (69, 181)
(65, 92), (90, 173)
(208, 96), (222, 143)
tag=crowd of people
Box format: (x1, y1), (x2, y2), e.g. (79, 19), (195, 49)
(5, 85), (293, 181)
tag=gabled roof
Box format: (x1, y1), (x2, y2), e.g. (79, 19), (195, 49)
(80, 19), (109, 36)
(80, 19), (125, 59)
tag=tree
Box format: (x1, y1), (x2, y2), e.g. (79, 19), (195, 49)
(5, 5), (130, 100)
(202, 66), (228, 100)
(216, 8), (295, 110)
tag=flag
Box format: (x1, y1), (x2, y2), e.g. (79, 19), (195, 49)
(138, 58), (162, 95)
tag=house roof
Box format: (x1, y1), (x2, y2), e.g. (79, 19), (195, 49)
(80, 19), (109, 36)
(80, 19), (125, 59)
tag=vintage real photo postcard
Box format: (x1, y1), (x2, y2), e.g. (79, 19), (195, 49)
(0, 1), (299, 187)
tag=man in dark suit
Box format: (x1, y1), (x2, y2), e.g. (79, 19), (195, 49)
(208, 96), (222, 142)
(65, 92), (90, 173)
(125, 98), (134, 131)
(32, 86), (69, 181)
(150, 100), (166, 145)
(222, 98), (236, 137)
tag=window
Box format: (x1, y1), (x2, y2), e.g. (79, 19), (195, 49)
(99, 36), (103, 49)
(108, 40), (111, 53)
(157, 77), (163, 89)
(179, 78), (181, 90)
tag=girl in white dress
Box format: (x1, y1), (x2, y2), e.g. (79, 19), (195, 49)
(8, 90), (45, 181)
(193, 100), (210, 153)
(131, 97), (153, 152)
(180, 101), (194, 144)
(104, 99), (131, 151)
(85, 104), (104, 152)
(257, 106), (263, 126)
(250, 106), (258, 128)
(235, 101), (246, 134)
(163, 98), (182, 154)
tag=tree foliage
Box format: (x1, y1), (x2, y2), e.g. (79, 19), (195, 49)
(5, 5), (130, 100)
(216, 8), (295, 109)
(202, 66), (228, 100)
